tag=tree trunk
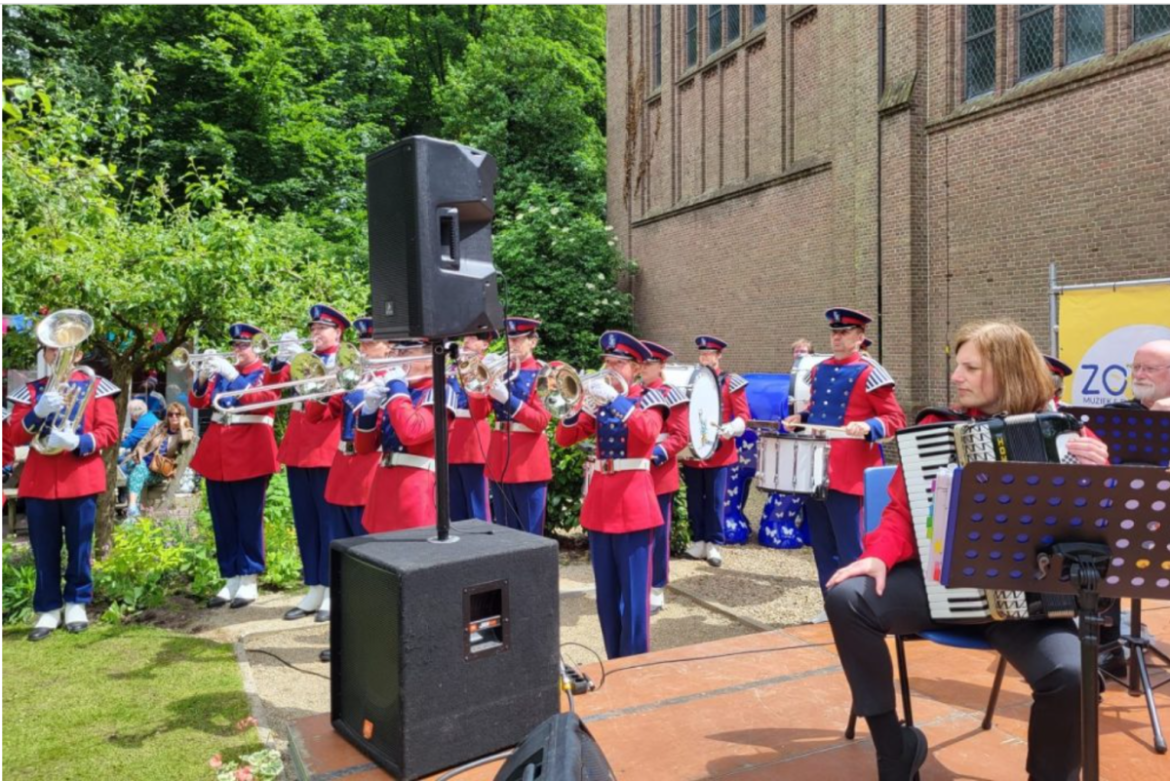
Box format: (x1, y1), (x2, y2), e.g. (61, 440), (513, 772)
(95, 361), (134, 556)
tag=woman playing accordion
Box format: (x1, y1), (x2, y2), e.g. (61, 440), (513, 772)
(823, 321), (1110, 781)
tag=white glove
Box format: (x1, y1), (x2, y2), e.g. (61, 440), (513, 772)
(276, 330), (305, 362)
(47, 428), (81, 452)
(34, 390), (66, 418)
(383, 366), (407, 385)
(209, 356), (240, 382)
(488, 379), (510, 404)
(719, 418), (747, 440)
(585, 378), (619, 405)
(362, 384), (390, 414)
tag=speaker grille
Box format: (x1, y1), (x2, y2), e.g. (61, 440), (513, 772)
(336, 556), (404, 762)
(366, 143), (417, 337)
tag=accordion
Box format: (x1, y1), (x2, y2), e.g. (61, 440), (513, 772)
(896, 412), (1083, 623)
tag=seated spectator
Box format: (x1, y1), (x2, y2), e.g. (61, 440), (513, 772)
(123, 403), (194, 518)
(119, 399), (160, 466)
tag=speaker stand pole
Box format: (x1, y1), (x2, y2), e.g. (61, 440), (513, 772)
(430, 341), (457, 544)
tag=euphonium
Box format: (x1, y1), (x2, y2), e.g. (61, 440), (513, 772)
(32, 309), (97, 456)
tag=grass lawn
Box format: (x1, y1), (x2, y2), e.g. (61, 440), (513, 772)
(3, 624), (264, 780)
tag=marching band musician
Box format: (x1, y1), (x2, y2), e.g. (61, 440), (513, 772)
(8, 334), (120, 641)
(1042, 354), (1073, 406)
(638, 340), (689, 613)
(355, 340), (457, 532)
(447, 332), (494, 521)
(467, 317), (552, 535)
(299, 317), (390, 625)
(783, 308), (906, 591)
(823, 320), (1110, 781)
(269, 304), (350, 623)
(678, 335), (750, 568)
(555, 331), (667, 658)
(188, 323), (281, 609)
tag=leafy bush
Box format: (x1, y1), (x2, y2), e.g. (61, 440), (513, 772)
(2, 542), (37, 625)
(93, 519), (188, 619)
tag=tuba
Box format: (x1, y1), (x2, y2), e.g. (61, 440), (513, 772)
(32, 309), (97, 456)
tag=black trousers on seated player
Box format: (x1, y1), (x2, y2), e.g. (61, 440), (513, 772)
(824, 564), (1081, 781)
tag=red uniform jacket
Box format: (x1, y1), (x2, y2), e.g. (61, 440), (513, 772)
(7, 372), (120, 500)
(555, 389), (666, 534)
(448, 377), (490, 465)
(640, 379), (689, 496)
(467, 357), (552, 483)
(305, 386), (379, 507)
(680, 373), (751, 470)
(861, 410), (1103, 569)
(800, 353), (906, 496)
(270, 348), (342, 468)
(355, 378), (456, 533)
(189, 360), (280, 482)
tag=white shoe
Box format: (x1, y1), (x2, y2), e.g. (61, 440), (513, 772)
(650, 588), (665, 613)
(63, 602), (89, 633)
(706, 545), (723, 568)
(208, 576), (240, 608)
(685, 541), (707, 560)
(231, 575), (258, 608)
(29, 609), (61, 641)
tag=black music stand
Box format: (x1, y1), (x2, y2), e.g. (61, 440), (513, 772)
(940, 461), (1170, 781)
(1065, 404), (1170, 752)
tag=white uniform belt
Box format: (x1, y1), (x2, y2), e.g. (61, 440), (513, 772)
(212, 413), (274, 427)
(493, 421), (535, 434)
(655, 434), (668, 444)
(337, 440), (379, 456)
(380, 452), (436, 471)
(452, 408), (471, 419)
(291, 401), (305, 413)
(593, 458), (651, 475)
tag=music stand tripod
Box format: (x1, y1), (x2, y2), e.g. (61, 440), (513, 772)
(942, 461), (1170, 781)
(1066, 404), (1170, 753)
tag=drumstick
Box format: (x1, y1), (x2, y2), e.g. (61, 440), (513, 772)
(785, 422), (866, 440)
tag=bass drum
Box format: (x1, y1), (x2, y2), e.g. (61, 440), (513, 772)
(687, 365), (723, 461)
(789, 354), (832, 415)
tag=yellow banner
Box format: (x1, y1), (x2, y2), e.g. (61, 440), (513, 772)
(1058, 284), (1170, 406)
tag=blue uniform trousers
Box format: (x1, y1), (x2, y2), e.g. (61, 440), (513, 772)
(26, 496), (97, 613)
(682, 465), (728, 545)
(335, 504), (366, 539)
(804, 489), (863, 590)
(490, 481), (547, 536)
(589, 528), (654, 659)
(206, 476), (269, 578)
(653, 493), (674, 589)
(287, 466), (342, 587)
(449, 464), (489, 521)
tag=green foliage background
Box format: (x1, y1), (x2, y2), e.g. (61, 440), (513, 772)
(3, 5), (641, 543)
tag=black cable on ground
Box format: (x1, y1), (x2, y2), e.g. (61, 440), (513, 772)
(248, 648), (332, 682)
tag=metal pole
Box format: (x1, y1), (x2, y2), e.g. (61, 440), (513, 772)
(431, 342), (452, 542)
(1049, 262), (1059, 356)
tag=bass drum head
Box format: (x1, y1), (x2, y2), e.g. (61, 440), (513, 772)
(790, 353), (831, 415)
(688, 365), (723, 461)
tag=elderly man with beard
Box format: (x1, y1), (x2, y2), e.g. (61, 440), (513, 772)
(1098, 338), (1170, 675)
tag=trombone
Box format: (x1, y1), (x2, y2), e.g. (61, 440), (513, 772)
(31, 309), (98, 456)
(535, 362), (628, 419)
(210, 346), (431, 413)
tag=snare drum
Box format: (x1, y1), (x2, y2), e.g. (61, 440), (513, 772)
(755, 433), (829, 498)
(789, 354), (831, 415)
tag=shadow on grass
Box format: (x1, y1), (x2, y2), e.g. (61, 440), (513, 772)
(104, 690), (250, 747)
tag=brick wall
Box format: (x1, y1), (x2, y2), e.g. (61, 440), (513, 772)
(608, 5), (1170, 414)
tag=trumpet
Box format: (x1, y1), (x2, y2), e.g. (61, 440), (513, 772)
(455, 351), (510, 394)
(170, 333), (273, 370)
(535, 362), (628, 419)
(32, 309), (98, 456)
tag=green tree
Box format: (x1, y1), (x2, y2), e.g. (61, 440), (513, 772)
(3, 66), (367, 549)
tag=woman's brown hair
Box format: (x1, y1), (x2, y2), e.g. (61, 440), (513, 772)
(953, 321), (1053, 414)
(165, 402), (191, 428)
